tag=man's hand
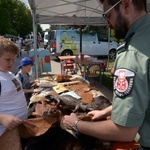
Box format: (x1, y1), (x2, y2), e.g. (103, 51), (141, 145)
(87, 110), (105, 120)
(62, 113), (79, 130)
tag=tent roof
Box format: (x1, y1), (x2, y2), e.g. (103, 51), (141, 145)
(28, 0), (150, 25)
(28, 0), (106, 25)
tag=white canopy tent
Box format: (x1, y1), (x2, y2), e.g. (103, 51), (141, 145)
(28, 0), (105, 25)
(28, 0), (106, 78)
(28, 0), (150, 78)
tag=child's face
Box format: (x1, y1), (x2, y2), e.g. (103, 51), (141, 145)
(22, 65), (32, 73)
(0, 52), (16, 72)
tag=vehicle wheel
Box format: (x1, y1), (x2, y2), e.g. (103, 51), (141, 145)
(61, 49), (73, 56)
(109, 49), (116, 60)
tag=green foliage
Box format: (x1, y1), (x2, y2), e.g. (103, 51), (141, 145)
(95, 58), (114, 91)
(102, 72), (113, 91)
(0, 0), (43, 37)
(102, 60), (114, 91)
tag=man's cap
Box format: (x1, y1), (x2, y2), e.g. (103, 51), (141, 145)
(18, 57), (33, 69)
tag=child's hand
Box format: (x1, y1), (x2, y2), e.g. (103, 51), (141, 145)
(0, 114), (22, 130)
(33, 88), (42, 93)
(34, 79), (39, 83)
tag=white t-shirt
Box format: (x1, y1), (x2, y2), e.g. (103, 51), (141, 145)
(0, 71), (28, 135)
(16, 39), (22, 49)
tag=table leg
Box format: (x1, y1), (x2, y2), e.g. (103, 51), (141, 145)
(60, 60), (63, 74)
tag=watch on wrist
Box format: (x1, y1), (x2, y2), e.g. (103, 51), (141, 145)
(72, 120), (81, 134)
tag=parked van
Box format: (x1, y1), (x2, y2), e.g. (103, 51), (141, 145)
(48, 29), (118, 59)
(44, 31), (50, 49)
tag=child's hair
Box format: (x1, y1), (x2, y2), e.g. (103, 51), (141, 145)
(0, 36), (19, 57)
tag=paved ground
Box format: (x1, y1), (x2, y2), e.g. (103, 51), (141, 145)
(11, 44), (113, 101)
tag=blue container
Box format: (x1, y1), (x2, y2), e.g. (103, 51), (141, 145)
(29, 49), (51, 75)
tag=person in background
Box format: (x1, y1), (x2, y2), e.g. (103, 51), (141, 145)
(25, 37), (31, 54)
(16, 37), (22, 57)
(0, 37), (28, 136)
(15, 57), (41, 105)
(63, 0), (150, 149)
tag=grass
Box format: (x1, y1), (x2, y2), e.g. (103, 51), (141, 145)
(100, 58), (114, 92)
(102, 71), (113, 91)
(85, 57), (114, 91)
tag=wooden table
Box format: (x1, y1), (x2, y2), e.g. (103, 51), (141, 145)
(58, 55), (91, 75)
(1, 77), (138, 150)
(58, 55), (106, 80)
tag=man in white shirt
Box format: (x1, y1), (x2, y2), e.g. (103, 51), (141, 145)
(16, 37), (22, 57)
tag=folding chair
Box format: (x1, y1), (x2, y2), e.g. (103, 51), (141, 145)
(85, 64), (102, 87)
(62, 59), (76, 75)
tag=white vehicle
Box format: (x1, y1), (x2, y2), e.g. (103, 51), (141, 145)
(44, 31), (50, 49)
(48, 29), (118, 59)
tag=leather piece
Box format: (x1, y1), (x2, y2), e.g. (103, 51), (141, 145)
(65, 83), (93, 103)
(0, 82), (139, 149)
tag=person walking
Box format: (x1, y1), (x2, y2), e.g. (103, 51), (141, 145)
(62, 0), (150, 149)
(25, 37), (31, 54)
(16, 37), (22, 57)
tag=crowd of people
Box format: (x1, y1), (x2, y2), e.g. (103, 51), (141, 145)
(0, 0), (150, 149)
(10, 37), (34, 54)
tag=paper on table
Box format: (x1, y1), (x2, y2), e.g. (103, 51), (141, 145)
(60, 91), (81, 100)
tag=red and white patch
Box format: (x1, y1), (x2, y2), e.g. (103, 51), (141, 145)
(114, 69), (135, 98)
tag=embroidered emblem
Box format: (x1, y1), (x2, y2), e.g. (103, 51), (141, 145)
(114, 69), (135, 98)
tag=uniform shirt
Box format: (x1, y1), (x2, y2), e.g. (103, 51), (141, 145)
(111, 14), (150, 147)
(0, 71), (28, 135)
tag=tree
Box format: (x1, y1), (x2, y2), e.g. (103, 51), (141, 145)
(0, 0), (43, 37)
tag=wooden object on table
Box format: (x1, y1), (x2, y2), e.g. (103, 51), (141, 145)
(53, 84), (69, 94)
(53, 74), (72, 82)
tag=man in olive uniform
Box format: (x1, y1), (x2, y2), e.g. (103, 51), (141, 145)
(63, 0), (150, 149)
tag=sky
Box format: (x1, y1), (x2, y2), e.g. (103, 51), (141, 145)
(20, 0), (50, 30)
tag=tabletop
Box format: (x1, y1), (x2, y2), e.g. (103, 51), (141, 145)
(0, 76), (139, 149)
(58, 55), (91, 61)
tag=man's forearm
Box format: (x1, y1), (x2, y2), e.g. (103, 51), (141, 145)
(77, 119), (139, 142)
(102, 105), (112, 118)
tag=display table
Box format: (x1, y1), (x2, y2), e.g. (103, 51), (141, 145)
(58, 55), (105, 78)
(58, 55), (91, 75)
(0, 75), (139, 149)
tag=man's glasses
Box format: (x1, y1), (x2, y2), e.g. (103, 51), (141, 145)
(103, 0), (122, 23)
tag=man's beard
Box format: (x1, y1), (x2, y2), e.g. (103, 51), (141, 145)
(114, 13), (129, 39)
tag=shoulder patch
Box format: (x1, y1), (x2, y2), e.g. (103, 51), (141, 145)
(114, 69), (135, 98)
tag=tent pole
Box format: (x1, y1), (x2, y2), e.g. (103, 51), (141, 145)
(80, 25), (82, 53)
(32, 0), (38, 79)
(107, 27), (110, 69)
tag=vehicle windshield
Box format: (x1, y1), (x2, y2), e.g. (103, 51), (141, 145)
(45, 34), (50, 40)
